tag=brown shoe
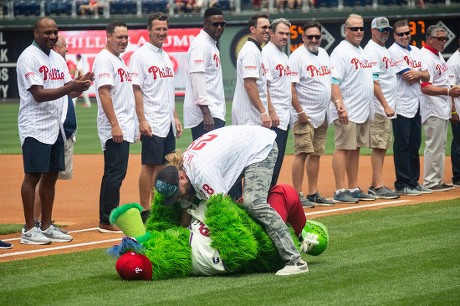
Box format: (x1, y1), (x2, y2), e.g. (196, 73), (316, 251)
(98, 224), (122, 233)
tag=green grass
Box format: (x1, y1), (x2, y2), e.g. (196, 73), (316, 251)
(0, 101), (453, 155)
(1, 199), (459, 305)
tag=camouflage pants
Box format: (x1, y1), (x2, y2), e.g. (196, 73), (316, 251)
(243, 141), (301, 264)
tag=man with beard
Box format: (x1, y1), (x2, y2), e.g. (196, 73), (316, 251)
(262, 18), (292, 188)
(363, 17), (400, 199)
(184, 7), (226, 140)
(130, 12), (183, 221)
(289, 21), (335, 207)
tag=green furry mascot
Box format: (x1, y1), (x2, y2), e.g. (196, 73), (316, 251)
(108, 192), (328, 280)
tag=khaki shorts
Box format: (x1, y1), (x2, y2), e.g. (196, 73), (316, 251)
(334, 120), (370, 150)
(369, 113), (392, 150)
(58, 137), (75, 180)
(293, 119), (328, 156)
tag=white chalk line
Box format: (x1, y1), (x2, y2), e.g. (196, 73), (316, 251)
(305, 199), (411, 216)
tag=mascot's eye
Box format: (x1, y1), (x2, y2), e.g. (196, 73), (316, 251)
(155, 180), (178, 197)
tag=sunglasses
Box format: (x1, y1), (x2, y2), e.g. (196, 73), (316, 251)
(376, 28), (392, 32)
(431, 36), (448, 42)
(306, 35), (322, 40)
(209, 21), (226, 28)
(395, 31), (411, 37)
(348, 27), (364, 32)
(258, 25), (270, 30)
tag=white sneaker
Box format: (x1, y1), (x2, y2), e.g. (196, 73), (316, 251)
(275, 260), (309, 276)
(21, 227), (52, 245)
(41, 225), (73, 242)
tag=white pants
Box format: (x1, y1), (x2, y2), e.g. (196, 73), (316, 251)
(423, 116), (448, 187)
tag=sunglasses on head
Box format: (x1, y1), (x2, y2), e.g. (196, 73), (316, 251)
(348, 27), (364, 32)
(431, 36), (448, 42)
(306, 35), (321, 40)
(395, 31), (411, 37)
(210, 21), (226, 28)
(376, 27), (392, 32)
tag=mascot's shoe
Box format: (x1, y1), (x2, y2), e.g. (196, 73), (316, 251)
(275, 260), (309, 276)
(98, 224), (123, 234)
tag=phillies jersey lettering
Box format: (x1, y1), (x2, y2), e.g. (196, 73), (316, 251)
(39, 66), (65, 80)
(148, 66), (174, 79)
(306, 65), (331, 77)
(350, 58), (372, 69)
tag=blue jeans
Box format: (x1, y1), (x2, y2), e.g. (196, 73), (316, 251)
(99, 139), (130, 225)
(392, 113), (421, 190)
(451, 121), (460, 182)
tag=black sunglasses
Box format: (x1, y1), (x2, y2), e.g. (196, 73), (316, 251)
(377, 28), (392, 32)
(348, 27), (364, 32)
(209, 21), (226, 28)
(431, 36), (448, 42)
(395, 31), (411, 37)
(306, 35), (322, 40)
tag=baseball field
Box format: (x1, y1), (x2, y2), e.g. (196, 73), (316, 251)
(0, 102), (459, 305)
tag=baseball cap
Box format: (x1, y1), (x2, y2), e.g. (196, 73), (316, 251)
(155, 165), (179, 205)
(116, 252), (152, 280)
(371, 17), (392, 29)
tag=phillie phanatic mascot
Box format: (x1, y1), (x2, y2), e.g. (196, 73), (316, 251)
(108, 184), (329, 280)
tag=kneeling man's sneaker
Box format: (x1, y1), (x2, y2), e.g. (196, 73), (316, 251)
(21, 227), (52, 245)
(41, 225), (73, 242)
(276, 260), (309, 276)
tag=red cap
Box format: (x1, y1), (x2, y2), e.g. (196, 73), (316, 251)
(116, 252), (152, 281)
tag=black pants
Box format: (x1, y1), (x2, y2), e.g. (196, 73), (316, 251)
(451, 121), (460, 182)
(269, 126), (289, 188)
(191, 118), (225, 140)
(99, 139), (130, 225)
(392, 113), (421, 190)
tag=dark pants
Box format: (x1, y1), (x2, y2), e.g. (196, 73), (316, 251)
(392, 113), (421, 190)
(269, 126), (288, 188)
(99, 139), (130, 225)
(451, 121), (460, 182)
(191, 118), (225, 140)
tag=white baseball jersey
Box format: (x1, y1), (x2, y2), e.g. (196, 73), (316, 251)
(329, 40), (374, 124)
(364, 39), (397, 118)
(130, 43), (176, 137)
(189, 218), (229, 275)
(388, 43), (426, 118)
(419, 46), (451, 123)
(289, 45), (332, 129)
(17, 44), (72, 146)
(184, 30), (226, 129)
(232, 39), (268, 125)
(182, 125), (276, 200)
(447, 49), (460, 113)
(93, 49), (136, 149)
(262, 41), (291, 131)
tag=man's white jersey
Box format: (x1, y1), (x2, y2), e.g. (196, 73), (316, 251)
(130, 43), (176, 137)
(447, 49), (460, 114)
(262, 41), (291, 131)
(289, 45), (332, 128)
(232, 39), (268, 125)
(93, 49), (136, 149)
(182, 125), (276, 200)
(329, 40), (374, 124)
(419, 46), (451, 123)
(17, 45), (72, 146)
(184, 30), (226, 129)
(388, 43), (425, 118)
(364, 39), (397, 118)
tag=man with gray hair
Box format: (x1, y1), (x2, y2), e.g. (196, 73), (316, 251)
(289, 21), (334, 207)
(420, 25), (460, 191)
(262, 18), (292, 189)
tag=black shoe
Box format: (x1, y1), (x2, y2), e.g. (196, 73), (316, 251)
(141, 210), (151, 223)
(0, 240), (13, 249)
